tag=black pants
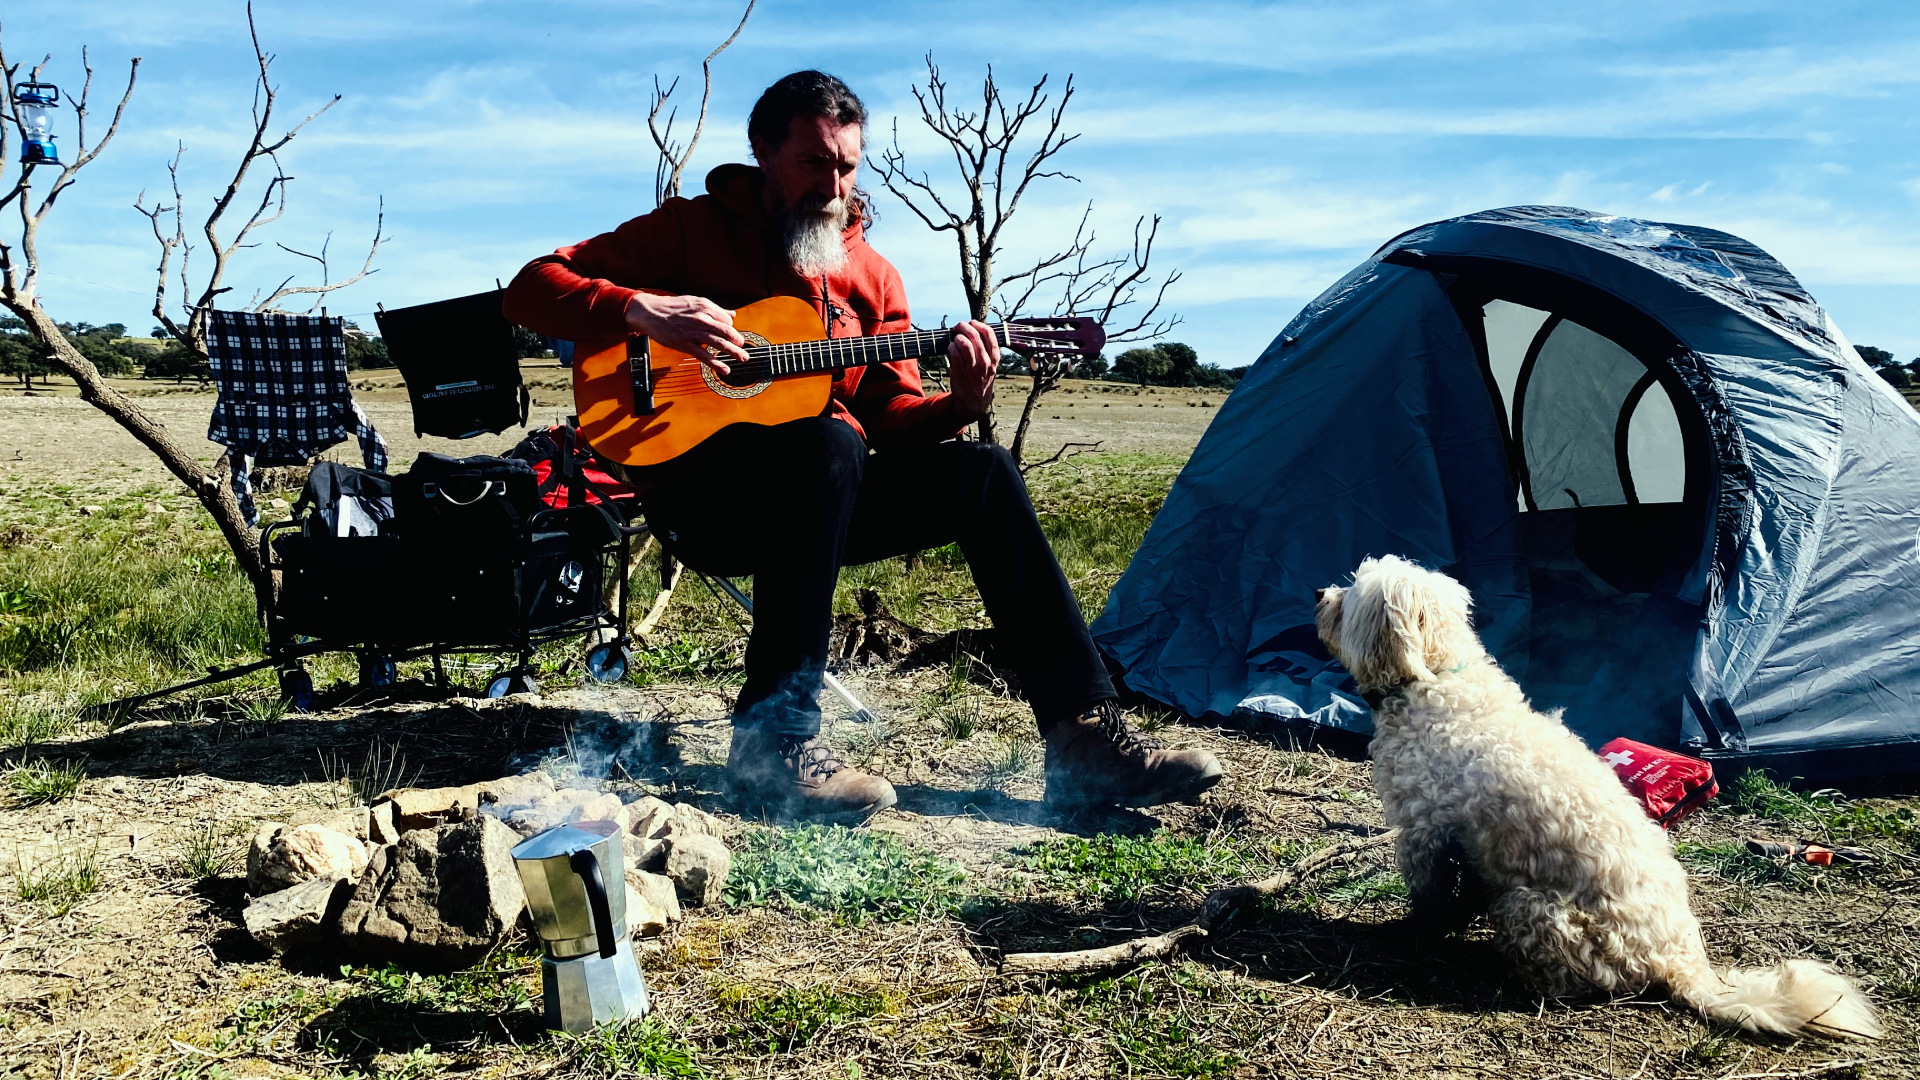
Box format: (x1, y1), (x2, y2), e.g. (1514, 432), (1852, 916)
(640, 416), (1114, 739)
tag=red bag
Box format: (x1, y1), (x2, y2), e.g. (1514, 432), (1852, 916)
(507, 424), (636, 511)
(1599, 737), (1718, 828)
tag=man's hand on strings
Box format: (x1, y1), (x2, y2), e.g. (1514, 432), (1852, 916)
(624, 293), (749, 374)
(947, 319), (998, 418)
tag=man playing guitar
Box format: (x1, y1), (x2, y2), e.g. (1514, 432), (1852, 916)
(505, 71), (1222, 821)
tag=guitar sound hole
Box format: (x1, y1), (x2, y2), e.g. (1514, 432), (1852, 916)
(720, 368), (762, 388)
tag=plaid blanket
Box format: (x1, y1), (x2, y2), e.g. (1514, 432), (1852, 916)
(206, 310), (387, 525)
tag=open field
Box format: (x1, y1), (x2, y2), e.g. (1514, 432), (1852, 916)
(0, 382), (1916, 1080)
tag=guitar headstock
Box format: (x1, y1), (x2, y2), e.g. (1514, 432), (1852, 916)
(1004, 316), (1106, 362)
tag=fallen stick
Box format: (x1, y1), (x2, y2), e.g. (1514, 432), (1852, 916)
(634, 557), (684, 640)
(1199, 828), (1401, 932)
(999, 925), (1207, 977)
(993, 828), (1401, 978)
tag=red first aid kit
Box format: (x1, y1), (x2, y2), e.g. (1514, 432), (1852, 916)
(1598, 737), (1719, 828)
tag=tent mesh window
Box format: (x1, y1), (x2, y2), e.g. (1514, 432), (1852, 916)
(1474, 300), (1701, 726)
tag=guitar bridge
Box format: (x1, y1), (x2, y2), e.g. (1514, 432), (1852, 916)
(628, 337), (656, 415)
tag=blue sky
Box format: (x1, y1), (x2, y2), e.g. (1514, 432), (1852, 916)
(12, 0), (1920, 365)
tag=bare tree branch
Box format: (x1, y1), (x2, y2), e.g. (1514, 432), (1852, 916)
(257, 196), (385, 313)
(875, 58), (1114, 447)
(193, 4), (340, 339)
(649, 0), (756, 205)
(999, 212), (1180, 464)
(0, 9), (384, 620)
(1020, 440), (1103, 475)
(0, 33), (141, 300)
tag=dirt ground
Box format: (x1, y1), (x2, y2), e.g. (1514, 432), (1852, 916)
(1, 380), (1916, 1079)
(5, 674), (1916, 1079)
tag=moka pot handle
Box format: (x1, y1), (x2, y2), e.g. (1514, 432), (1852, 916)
(568, 849), (619, 959)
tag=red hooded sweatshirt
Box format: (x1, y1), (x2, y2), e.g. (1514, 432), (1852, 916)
(503, 163), (973, 450)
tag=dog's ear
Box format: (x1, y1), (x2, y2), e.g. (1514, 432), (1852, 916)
(1407, 567), (1476, 676)
(1341, 558), (1435, 690)
(1341, 556), (1477, 690)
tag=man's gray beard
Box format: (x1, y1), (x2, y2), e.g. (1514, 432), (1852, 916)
(781, 196), (849, 277)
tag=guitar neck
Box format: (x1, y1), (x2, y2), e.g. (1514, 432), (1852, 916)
(731, 322), (1010, 380)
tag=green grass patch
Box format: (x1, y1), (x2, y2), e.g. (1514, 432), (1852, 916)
(726, 824), (967, 924)
(1320, 865), (1409, 906)
(627, 632), (743, 686)
(979, 736), (1039, 790)
(0, 490), (269, 746)
(0, 509), (260, 676)
(1677, 841), (1815, 889)
(719, 984), (889, 1055)
(561, 1015), (707, 1078)
(313, 742), (420, 808)
(228, 985), (341, 1040)
(170, 821), (240, 880)
(11, 841), (102, 915)
(0, 707), (74, 749)
(1017, 830), (1292, 903)
(4, 756), (85, 803)
(1074, 967), (1244, 1079)
(1723, 771), (1916, 848)
(342, 948), (540, 1015)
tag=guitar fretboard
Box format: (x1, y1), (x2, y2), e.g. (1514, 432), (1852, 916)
(727, 323), (1012, 381)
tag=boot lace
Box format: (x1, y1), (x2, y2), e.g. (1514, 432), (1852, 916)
(1092, 700), (1160, 756)
(781, 736), (846, 781)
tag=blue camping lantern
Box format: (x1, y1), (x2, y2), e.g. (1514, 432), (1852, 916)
(14, 82), (61, 166)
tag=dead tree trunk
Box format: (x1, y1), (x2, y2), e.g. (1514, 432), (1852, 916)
(1, 7), (384, 617)
(877, 61), (1179, 461)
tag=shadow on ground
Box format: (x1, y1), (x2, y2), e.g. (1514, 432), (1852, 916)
(963, 893), (1546, 1015)
(38, 693), (696, 790)
(890, 783), (1165, 836)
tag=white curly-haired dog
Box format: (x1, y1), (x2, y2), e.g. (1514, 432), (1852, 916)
(1315, 554), (1880, 1039)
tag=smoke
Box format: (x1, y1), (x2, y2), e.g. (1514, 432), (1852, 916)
(482, 690), (678, 836)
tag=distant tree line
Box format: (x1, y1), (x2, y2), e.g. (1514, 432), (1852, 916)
(0, 317), (398, 387)
(1860, 345), (1920, 389)
(999, 340), (1246, 389)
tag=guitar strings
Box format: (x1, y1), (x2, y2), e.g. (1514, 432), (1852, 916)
(632, 318), (1079, 390)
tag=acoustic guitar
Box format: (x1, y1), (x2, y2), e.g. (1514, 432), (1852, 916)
(572, 293), (1105, 467)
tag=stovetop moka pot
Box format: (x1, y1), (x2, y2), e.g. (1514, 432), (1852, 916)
(513, 818), (628, 958)
(510, 817), (648, 1031)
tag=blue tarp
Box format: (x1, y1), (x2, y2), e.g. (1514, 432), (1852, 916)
(1091, 206), (1920, 781)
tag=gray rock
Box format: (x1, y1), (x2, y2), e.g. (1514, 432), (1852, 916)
(624, 830), (668, 874)
(247, 823), (369, 895)
(625, 867), (682, 937)
(664, 833), (731, 907)
(369, 801), (400, 845)
(334, 815), (526, 971)
(244, 874), (351, 953)
(311, 805), (372, 842)
(244, 821), (287, 890)
(668, 802), (723, 840)
(625, 796), (674, 840)
(376, 785), (481, 834)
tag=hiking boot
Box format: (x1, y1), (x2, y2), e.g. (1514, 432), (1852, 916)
(725, 723), (897, 822)
(1043, 701), (1224, 810)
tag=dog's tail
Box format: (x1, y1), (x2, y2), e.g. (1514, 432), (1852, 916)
(1669, 957), (1882, 1039)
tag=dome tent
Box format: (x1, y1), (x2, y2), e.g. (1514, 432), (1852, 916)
(1091, 206), (1920, 784)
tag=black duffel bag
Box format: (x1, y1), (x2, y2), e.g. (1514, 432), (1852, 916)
(392, 454), (540, 642)
(272, 463), (406, 644)
(393, 453), (538, 544)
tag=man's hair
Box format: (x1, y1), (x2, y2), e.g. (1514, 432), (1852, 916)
(748, 70), (867, 153)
